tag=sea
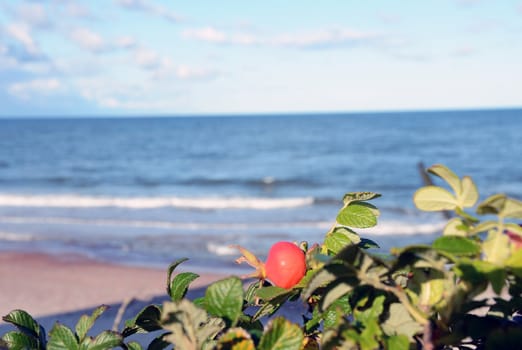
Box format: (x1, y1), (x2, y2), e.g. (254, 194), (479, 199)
(0, 109), (521, 273)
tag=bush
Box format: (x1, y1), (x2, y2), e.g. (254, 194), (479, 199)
(2, 164), (522, 349)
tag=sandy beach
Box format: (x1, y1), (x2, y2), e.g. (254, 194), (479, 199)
(0, 251), (226, 321)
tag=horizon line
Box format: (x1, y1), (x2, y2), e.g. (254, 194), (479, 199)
(1, 105), (521, 120)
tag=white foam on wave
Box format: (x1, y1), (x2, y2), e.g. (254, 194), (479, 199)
(363, 221), (445, 236)
(0, 194), (315, 210)
(0, 231), (35, 241)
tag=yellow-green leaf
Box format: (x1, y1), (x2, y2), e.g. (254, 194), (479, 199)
(458, 176), (479, 208)
(413, 186), (457, 211)
(428, 164), (462, 195)
(258, 317), (304, 350)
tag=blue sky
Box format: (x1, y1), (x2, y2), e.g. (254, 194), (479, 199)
(1, 0), (521, 116)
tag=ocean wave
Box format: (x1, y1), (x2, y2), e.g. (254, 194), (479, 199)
(0, 194), (315, 210)
(0, 231), (35, 241)
(363, 221), (445, 236)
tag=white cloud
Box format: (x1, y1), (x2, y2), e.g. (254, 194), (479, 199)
(182, 27), (227, 43)
(175, 65), (216, 80)
(16, 3), (50, 28)
(133, 47), (161, 69)
(452, 46), (476, 57)
(5, 22), (40, 55)
(116, 36), (137, 49)
(182, 26), (380, 49)
(64, 2), (93, 18)
(115, 0), (182, 22)
(8, 78), (62, 99)
(70, 27), (105, 52)
(272, 28), (379, 48)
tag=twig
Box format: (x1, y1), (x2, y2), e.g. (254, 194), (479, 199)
(113, 297), (134, 331)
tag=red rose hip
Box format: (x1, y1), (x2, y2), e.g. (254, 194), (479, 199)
(264, 241), (306, 289)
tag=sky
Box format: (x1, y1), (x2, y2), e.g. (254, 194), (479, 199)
(0, 0), (521, 117)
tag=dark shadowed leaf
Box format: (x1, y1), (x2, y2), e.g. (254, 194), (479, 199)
(343, 192), (381, 205)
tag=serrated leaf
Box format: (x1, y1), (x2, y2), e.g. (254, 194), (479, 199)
(325, 227), (361, 254)
(166, 258), (189, 297)
(84, 331), (122, 350)
(337, 202), (378, 228)
(217, 328), (255, 350)
(258, 317), (304, 350)
(413, 186), (457, 211)
(205, 277), (243, 327)
(48, 323), (79, 350)
(323, 294), (351, 330)
(458, 176), (478, 208)
(432, 236), (481, 256)
(75, 305), (108, 342)
(170, 272), (200, 302)
(343, 192), (381, 205)
(2, 310), (40, 338)
(1, 331), (38, 350)
(427, 164), (462, 195)
(255, 286), (291, 301)
(381, 303), (422, 339)
(161, 299), (225, 349)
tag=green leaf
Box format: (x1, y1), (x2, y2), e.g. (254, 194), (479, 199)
(2, 309), (40, 338)
(1, 331), (38, 350)
(384, 334), (410, 350)
(255, 286), (291, 301)
(413, 186), (457, 211)
(432, 236), (481, 256)
(337, 202), (378, 228)
(320, 277), (358, 311)
(325, 227), (361, 254)
(343, 192), (381, 205)
(302, 264), (351, 300)
(258, 317), (304, 350)
(166, 258), (189, 297)
(458, 176), (478, 208)
(323, 294), (351, 330)
(75, 305), (108, 342)
(126, 341), (143, 350)
(381, 303), (422, 339)
(169, 272), (200, 302)
(205, 277), (244, 327)
(427, 164), (462, 195)
(48, 323), (79, 350)
(83, 331), (122, 350)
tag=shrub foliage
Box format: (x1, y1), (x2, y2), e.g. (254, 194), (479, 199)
(2, 164), (522, 349)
